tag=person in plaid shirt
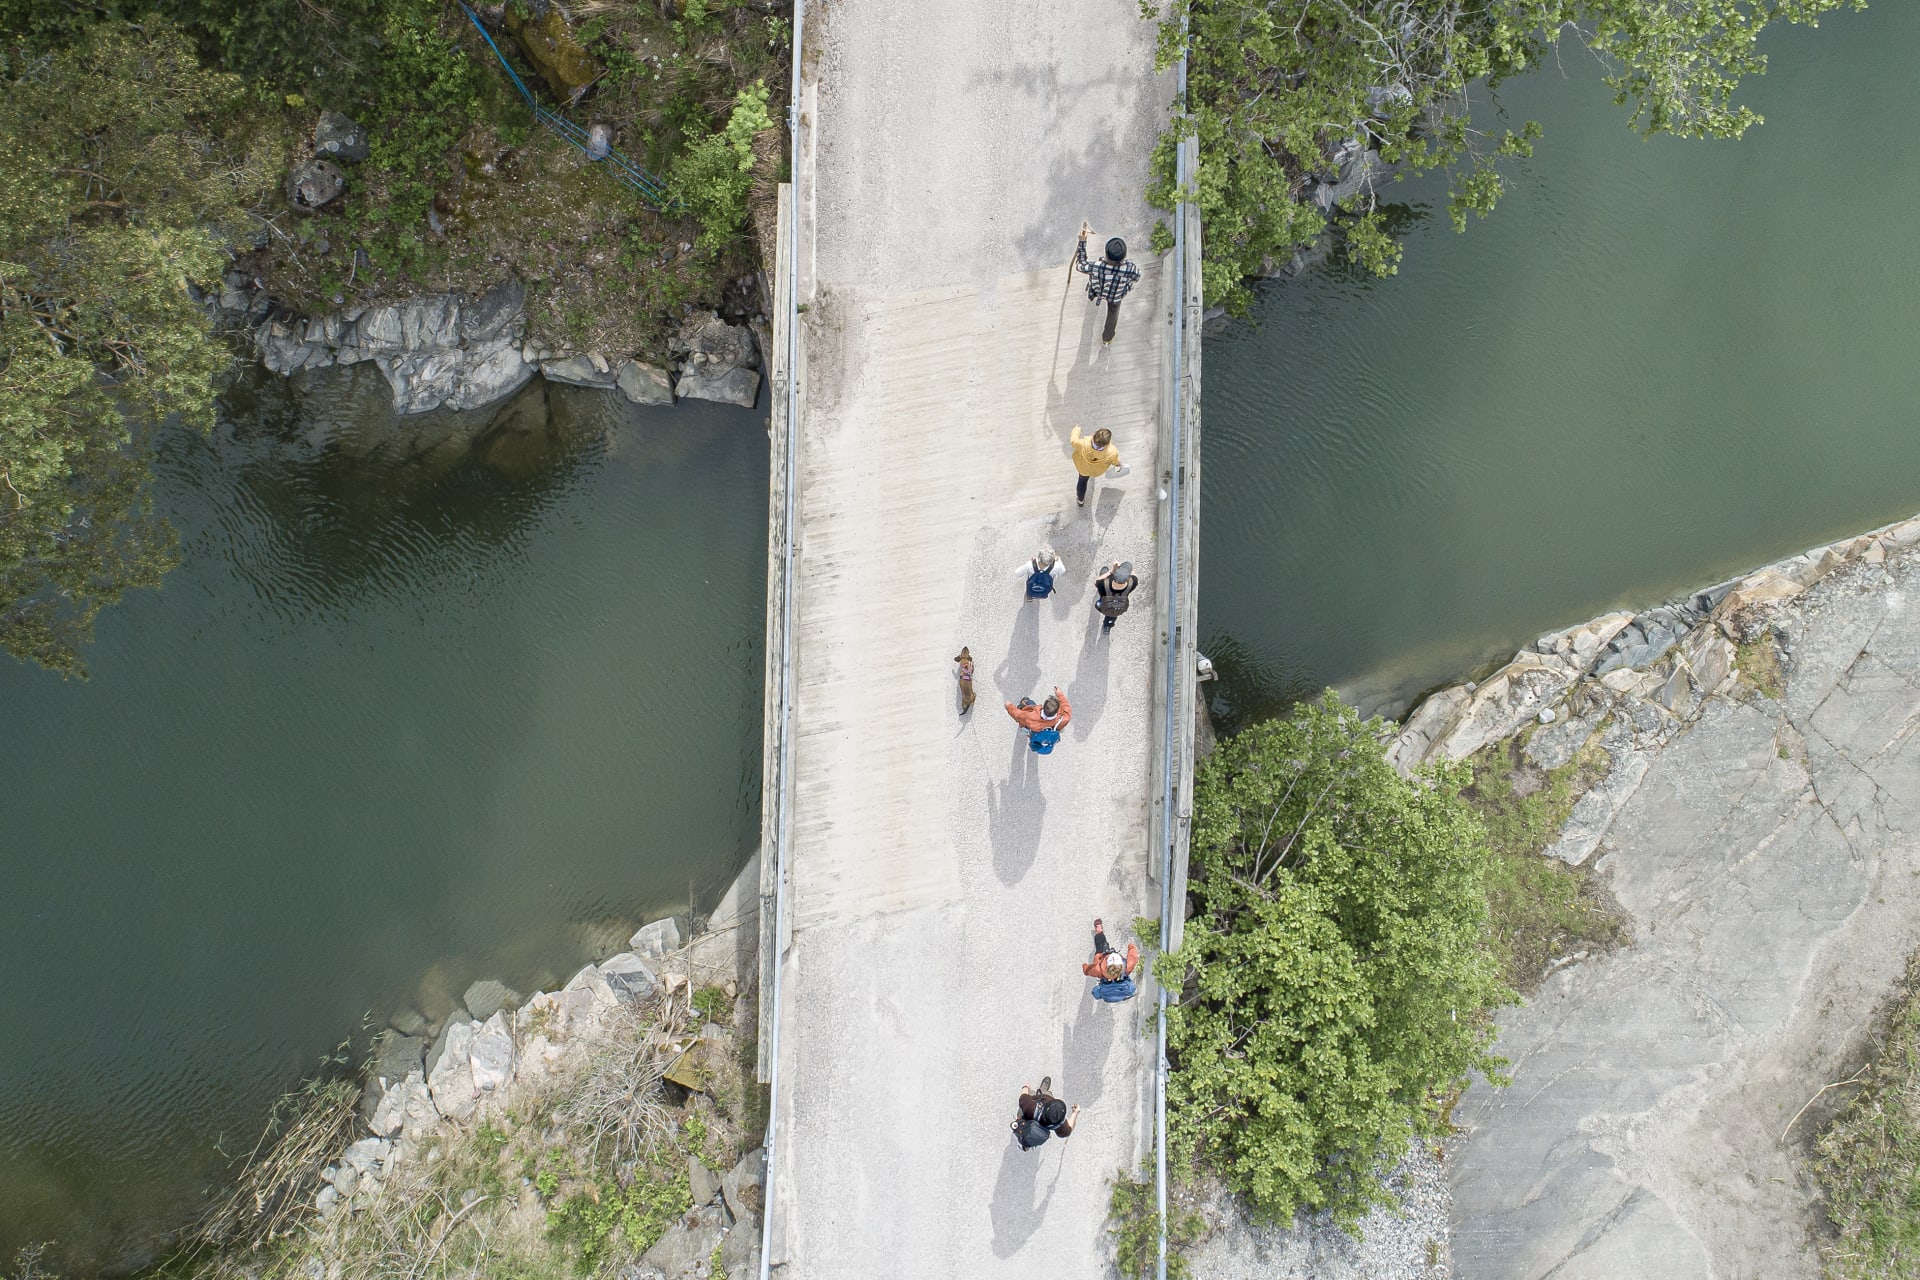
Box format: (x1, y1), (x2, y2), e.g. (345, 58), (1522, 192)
(1076, 228), (1141, 345)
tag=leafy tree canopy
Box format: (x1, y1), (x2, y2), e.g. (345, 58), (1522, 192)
(1165, 693), (1514, 1222)
(1150, 0), (1866, 310)
(0, 21), (279, 674)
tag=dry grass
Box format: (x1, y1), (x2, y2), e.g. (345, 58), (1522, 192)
(557, 1000), (682, 1171)
(198, 1076), (363, 1249)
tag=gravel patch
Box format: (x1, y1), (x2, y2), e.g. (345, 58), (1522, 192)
(1185, 1140), (1450, 1280)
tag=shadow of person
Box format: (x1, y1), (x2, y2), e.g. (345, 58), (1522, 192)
(996, 594), (1042, 702)
(1061, 997), (1122, 1105)
(1093, 484), (1124, 530)
(990, 1135), (1065, 1259)
(989, 736), (1046, 885)
(1070, 626), (1112, 740)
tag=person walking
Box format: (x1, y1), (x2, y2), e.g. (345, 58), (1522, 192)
(1017, 547), (1064, 599)
(1093, 561), (1139, 632)
(1010, 1076), (1081, 1151)
(1075, 227), (1141, 345)
(1082, 917), (1141, 1003)
(1069, 425), (1123, 508)
(1005, 686), (1071, 754)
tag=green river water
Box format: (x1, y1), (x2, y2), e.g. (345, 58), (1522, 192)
(5, 0), (1918, 1266)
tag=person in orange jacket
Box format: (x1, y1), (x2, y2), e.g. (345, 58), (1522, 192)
(1005, 686), (1071, 754)
(1084, 918), (1141, 1002)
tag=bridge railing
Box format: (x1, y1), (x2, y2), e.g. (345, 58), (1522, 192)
(756, 0), (806, 1275)
(1147, 54), (1203, 1280)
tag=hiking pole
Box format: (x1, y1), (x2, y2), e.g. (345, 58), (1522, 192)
(1066, 219), (1090, 296)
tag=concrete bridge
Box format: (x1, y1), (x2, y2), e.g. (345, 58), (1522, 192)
(753, 3), (1201, 1275)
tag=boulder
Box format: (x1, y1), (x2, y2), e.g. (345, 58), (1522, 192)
(640, 1205), (727, 1277)
(689, 1154), (721, 1207)
(680, 929), (742, 988)
(427, 1018), (478, 1122)
(468, 1010), (516, 1097)
(617, 359), (674, 405)
(674, 365), (761, 409)
(597, 951), (660, 1003)
(1386, 685), (1469, 775)
(463, 979), (523, 1022)
(541, 354), (618, 389)
(1434, 656), (1577, 761)
(341, 1136), (391, 1177)
(368, 1071), (439, 1139)
(286, 158), (346, 212)
(721, 1219), (762, 1277)
(370, 1029), (427, 1082)
(505, 6), (601, 104)
(721, 1148), (766, 1221)
(313, 111), (370, 162)
(389, 1006), (430, 1037)
(630, 917), (684, 965)
(673, 312), (760, 373)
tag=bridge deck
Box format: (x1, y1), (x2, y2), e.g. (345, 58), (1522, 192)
(766, 3), (1176, 1276)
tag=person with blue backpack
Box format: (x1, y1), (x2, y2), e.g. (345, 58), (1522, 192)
(1004, 686), (1071, 754)
(1016, 548), (1064, 600)
(1082, 917), (1140, 1002)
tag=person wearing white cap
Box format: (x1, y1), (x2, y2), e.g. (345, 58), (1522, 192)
(1094, 561), (1138, 633)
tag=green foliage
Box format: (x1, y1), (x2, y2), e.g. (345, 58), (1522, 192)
(669, 81), (773, 251)
(546, 1171), (691, 1271)
(692, 984), (732, 1022)
(1815, 956), (1920, 1278)
(1464, 734), (1628, 991)
(1109, 1167), (1203, 1279)
(1166, 692), (1513, 1223)
(0, 20), (278, 675)
(1152, 0), (1865, 311)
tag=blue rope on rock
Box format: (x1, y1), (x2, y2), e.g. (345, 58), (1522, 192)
(459, 2), (678, 210)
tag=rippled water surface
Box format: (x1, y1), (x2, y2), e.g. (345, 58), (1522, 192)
(0, 368), (766, 1266)
(1202, 3), (1920, 718)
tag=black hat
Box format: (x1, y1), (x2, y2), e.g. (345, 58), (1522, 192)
(1105, 236), (1127, 263)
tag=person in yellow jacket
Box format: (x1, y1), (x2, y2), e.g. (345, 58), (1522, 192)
(1069, 425), (1123, 507)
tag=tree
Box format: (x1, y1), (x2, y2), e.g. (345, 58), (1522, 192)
(670, 80), (774, 253)
(1164, 692), (1513, 1223)
(0, 21), (279, 674)
(1149, 0), (1865, 311)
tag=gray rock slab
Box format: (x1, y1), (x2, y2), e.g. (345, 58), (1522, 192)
(721, 1147), (765, 1222)
(1523, 713), (1599, 772)
(1450, 551), (1920, 1280)
(369, 1029), (426, 1082)
(641, 1217), (725, 1277)
(313, 111), (370, 162)
(689, 1153), (721, 1207)
(462, 979), (523, 1022)
(617, 358), (674, 405)
(596, 951), (659, 1002)
(629, 917), (683, 964)
(674, 364), (760, 408)
(540, 354), (616, 389)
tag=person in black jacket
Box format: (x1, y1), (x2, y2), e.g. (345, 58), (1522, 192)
(1094, 561), (1138, 633)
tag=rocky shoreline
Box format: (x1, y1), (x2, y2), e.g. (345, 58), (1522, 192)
(281, 855), (767, 1279)
(1185, 509), (1920, 1279)
(199, 274), (767, 418)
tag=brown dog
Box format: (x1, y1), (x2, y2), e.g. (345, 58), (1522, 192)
(954, 647), (976, 715)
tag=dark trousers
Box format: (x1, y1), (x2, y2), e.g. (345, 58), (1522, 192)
(1103, 299), (1121, 342)
(1076, 474), (1091, 504)
(1093, 929), (1112, 956)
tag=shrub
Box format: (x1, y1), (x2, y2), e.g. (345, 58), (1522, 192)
(670, 81), (772, 252)
(1165, 692), (1513, 1224)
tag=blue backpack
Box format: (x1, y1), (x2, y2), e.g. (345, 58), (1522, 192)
(1029, 728), (1060, 754)
(1092, 977), (1138, 1003)
(1026, 567), (1055, 598)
